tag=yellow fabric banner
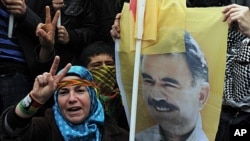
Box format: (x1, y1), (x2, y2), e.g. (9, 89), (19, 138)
(117, 0), (228, 140)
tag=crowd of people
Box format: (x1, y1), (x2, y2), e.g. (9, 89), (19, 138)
(0, 0), (250, 140)
(0, 0), (129, 140)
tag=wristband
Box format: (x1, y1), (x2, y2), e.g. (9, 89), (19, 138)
(18, 94), (43, 116)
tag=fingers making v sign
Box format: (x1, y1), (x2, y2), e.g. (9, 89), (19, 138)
(37, 6), (60, 62)
(30, 56), (71, 104)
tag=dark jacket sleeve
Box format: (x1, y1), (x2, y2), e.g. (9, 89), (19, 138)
(0, 108), (58, 141)
(15, 0), (55, 77)
(0, 106), (32, 140)
(102, 114), (129, 141)
(188, 0), (231, 7)
(235, 0), (250, 6)
(188, 0), (250, 7)
(59, 0), (98, 52)
(15, 30), (54, 78)
(15, 7), (42, 39)
(92, 0), (129, 43)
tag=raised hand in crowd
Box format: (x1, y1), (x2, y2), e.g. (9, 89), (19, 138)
(110, 13), (121, 41)
(16, 56), (71, 118)
(1, 0), (26, 15)
(222, 4), (250, 37)
(36, 6), (60, 62)
(57, 25), (70, 44)
(52, 0), (64, 10)
(52, 0), (70, 44)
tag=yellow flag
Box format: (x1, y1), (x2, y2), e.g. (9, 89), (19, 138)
(117, 0), (228, 140)
(125, 0), (187, 53)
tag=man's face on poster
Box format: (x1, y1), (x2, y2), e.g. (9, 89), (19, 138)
(141, 53), (209, 134)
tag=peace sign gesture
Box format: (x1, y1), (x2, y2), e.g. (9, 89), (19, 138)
(36, 6), (60, 62)
(30, 56), (71, 104)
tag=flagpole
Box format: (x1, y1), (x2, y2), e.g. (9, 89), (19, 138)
(57, 11), (61, 27)
(8, 14), (14, 38)
(129, 40), (142, 141)
(129, 0), (146, 140)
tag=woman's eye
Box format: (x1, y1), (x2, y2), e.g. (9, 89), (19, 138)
(76, 89), (85, 93)
(75, 86), (87, 93)
(58, 91), (68, 95)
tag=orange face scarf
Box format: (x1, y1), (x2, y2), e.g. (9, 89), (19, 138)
(57, 79), (96, 89)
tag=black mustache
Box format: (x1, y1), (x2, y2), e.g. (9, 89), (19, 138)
(148, 97), (179, 112)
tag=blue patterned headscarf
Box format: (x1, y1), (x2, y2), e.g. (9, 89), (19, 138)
(53, 66), (105, 141)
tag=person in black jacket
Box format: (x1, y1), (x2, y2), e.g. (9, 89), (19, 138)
(0, 0), (55, 114)
(92, 0), (129, 43)
(51, 0), (99, 70)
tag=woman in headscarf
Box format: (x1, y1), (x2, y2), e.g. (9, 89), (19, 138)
(0, 56), (129, 141)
